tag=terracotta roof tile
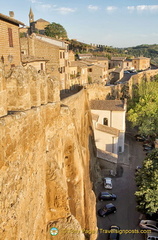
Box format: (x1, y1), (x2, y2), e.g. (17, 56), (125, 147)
(90, 100), (125, 111)
(96, 123), (119, 136)
(22, 55), (48, 63)
(0, 13), (24, 26)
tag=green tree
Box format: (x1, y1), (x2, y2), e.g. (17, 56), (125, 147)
(127, 79), (158, 137)
(135, 149), (158, 214)
(45, 22), (68, 39)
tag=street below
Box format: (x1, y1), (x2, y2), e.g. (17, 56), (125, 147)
(96, 124), (147, 240)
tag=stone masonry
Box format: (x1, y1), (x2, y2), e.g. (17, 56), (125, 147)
(0, 64), (98, 240)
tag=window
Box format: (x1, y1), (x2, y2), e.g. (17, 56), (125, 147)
(103, 118), (108, 125)
(8, 28), (13, 47)
(118, 146), (122, 153)
(60, 52), (62, 58)
(88, 68), (92, 72)
(41, 63), (43, 70)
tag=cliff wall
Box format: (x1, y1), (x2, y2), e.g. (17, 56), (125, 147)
(86, 69), (158, 101)
(0, 64), (98, 240)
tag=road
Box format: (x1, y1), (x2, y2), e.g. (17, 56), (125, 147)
(117, 72), (137, 84)
(96, 125), (147, 240)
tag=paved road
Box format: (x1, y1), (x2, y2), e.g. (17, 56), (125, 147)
(96, 126), (147, 240)
(117, 72), (137, 84)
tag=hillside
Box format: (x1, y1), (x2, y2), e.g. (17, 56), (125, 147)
(123, 44), (158, 65)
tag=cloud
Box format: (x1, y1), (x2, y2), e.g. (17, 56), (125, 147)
(29, 0), (41, 3)
(106, 6), (117, 12)
(88, 5), (99, 11)
(39, 4), (52, 10)
(56, 7), (76, 15)
(127, 6), (135, 12)
(127, 5), (158, 13)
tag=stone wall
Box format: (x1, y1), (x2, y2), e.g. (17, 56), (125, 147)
(86, 69), (158, 101)
(0, 63), (98, 240)
(0, 62), (60, 117)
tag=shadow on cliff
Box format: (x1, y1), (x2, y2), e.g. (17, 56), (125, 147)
(60, 85), (83, 100)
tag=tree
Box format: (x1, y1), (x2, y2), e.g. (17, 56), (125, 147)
(127, 79), (158, 137)
(44, 22), (68, 39)
(135, 149), (158, 214)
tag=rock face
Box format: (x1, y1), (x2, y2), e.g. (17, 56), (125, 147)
(0, 64), (98, 240)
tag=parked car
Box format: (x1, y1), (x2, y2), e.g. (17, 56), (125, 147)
(135, 166), (142, 172)
(143, 145), (154, 151)
(135, 134), (147, 142)
(108, 225), (120, 240)
(98, 192), (117, 201)
(143, 142), (154, 148)
(98, 203), (116, 217)
(103, 177), (113, 189)
(124, 70), (130, 74)
(146, 232), (158, 240)
(128, 69), (137, 73)
(139, 220), (158, 233)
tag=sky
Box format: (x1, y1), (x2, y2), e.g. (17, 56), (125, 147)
(1, 0), (158, 48)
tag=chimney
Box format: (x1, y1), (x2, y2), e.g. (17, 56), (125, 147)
(9, 11), (14, 18)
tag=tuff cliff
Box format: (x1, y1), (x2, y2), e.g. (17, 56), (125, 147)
(0, 64), (99, 240)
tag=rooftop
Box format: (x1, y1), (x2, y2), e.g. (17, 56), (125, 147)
(70, 61), (88, 68)
(21, 55), (48, 63)
(111, 57), (126, 61)
(96, 123), (119, 136)
(36, 18), (50, 23)
(0, 12), (25, 26)
(90, 100), (126, 111)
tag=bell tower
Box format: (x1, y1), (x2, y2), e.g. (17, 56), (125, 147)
(29, 7), (34, 23)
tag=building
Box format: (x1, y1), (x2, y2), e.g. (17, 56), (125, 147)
(0, 12), (24, 70)
(90, 99), (126, 161)
(69, 61), (88, 86)
(109, 68), (124, 84)
(87, 64), (108, 84)
(109, 57), (126, 69)
(78, 53), (93, 60)
(21, 55), (48, 72)
(132, 57), (150, 71)
(20, 33), (70, 90)
(29, 8), (50, 35)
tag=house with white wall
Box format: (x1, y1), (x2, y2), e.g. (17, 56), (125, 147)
(90, 99), (126, 161)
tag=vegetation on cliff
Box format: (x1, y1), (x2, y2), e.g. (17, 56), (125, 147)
(127, 76), (158, 137)
(124, 44), (158, 65)
(135, 149), (158, 214)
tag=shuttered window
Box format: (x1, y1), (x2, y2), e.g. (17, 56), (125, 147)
(8, 28), (13, 47)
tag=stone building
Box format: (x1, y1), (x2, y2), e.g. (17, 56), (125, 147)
(69, 61), (88, 86)
(132, 57), (150, 71)
(0, 12), (24, 70)
(90, 99), (126, 161)
(21, 55), (48, 72)
(109, 68), (124, 84)
(109, 57), (126, 69)
(83, 57), (109, 69)
(29, 8), (50, 35)
(87, 64), (108, 84)
(20, 33), (70, 90)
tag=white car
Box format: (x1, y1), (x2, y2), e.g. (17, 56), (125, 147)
(103, 177), (112, 189)
(139, 220), (158, 233)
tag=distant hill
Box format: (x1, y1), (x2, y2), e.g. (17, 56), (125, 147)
(122, 44), (158, 65)
(68, 40), (158, 65)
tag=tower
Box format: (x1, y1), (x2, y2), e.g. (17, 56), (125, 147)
(29, 7), (34, 23)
